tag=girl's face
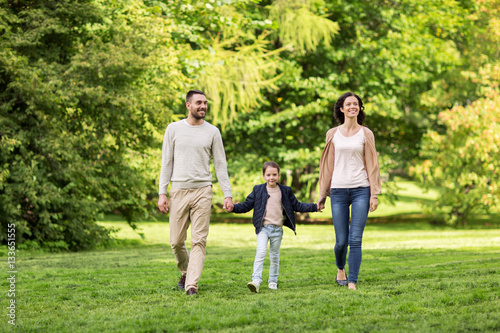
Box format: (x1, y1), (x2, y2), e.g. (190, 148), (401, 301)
(340, 96), (360, 119)
(263, 167), (280, 188)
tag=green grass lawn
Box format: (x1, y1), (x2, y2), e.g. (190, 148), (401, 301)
(4, 221), (499, 332)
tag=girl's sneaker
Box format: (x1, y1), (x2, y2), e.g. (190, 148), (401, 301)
(247, 281), (260, 293)
(268, 282), (277, 290)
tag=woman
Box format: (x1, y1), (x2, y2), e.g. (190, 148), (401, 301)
(317, 92), (381, 290)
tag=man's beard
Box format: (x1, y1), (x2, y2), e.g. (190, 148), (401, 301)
(192, 109), (206, 120)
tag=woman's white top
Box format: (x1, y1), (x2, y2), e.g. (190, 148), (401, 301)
(330, 128), (370, 189)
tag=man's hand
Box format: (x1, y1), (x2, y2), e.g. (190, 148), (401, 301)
(223, 197), (234, 212)
(158, 194), (169, 214)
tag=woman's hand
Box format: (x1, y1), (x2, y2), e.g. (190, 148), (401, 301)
(369, 197), (378, 212)
(317, 196), (326, 211)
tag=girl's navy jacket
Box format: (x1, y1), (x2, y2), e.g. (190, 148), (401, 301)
(233, 184), (317, 234)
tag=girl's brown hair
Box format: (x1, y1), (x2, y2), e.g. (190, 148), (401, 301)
(262, 161), (280, 174)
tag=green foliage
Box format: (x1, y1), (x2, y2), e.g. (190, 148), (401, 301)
(412, 69), (500, 225)
(420, 0), (500, 116)
(269, 0), (339, 53)
(222, 0), (479, 204)
(3, 0), (500, 249)
(186, 34), (284, 126)
(2, 0), (340, 249)
(143, 0), (344, 205)
(145, 0), (280, 126)
(0, 0), (181, 250)
(412, 0), (500, 225)
(149, 0), (339, 127)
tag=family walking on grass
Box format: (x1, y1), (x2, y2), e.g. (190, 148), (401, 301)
(157, 90), (381, 296)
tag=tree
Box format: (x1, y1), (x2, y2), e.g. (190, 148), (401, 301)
(2, 0), (497, 249)
(1, 0), (332, 249)
(411, 0), (500, 225)
(145, 0), (341, 207)
(411, 86), (500, 225)
(223, 0), (473, 205)
(0, 0), (181, 250)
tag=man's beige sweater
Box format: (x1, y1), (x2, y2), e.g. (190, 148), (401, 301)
(158, 120), (232, 198)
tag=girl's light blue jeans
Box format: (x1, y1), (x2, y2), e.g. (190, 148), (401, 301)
(252, 225), (283, 284)
(330, 186), (370, 284)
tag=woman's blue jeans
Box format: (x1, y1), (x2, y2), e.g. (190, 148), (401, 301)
(330, 186), (370, 284)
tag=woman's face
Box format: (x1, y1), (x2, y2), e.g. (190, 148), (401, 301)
(340, 96), (360, 120)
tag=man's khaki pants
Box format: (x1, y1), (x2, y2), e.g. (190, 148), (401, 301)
(169, 185), (212, 291)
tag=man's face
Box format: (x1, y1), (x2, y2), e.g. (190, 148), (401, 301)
(187, 94), (208, 120)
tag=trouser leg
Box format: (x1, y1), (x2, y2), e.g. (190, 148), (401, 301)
(347, 187), (370, 284)
(185, 186), (213, 291)
(252, 228), (269, 284)
(331, 188), (350, 270)
(169, 188), (191, 274)
(268, 226), (283, 283)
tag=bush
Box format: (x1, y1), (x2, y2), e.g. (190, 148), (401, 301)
(412, 68), (500, 225)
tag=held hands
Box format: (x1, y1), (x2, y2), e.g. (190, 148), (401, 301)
(158, 194), (169, 214)
(223, 197), (234, 212)
(159, 195), (234, 213)
(370, 197), (378, 212)
(317, 196), (326, 212)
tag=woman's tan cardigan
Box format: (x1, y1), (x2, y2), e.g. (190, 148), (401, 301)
(319, 126), (381, 199)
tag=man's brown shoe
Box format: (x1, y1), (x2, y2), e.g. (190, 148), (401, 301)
(177, 275), (186, 291)
(186, 287), (198, 296)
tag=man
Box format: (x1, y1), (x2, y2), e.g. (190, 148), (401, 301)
(158, 90), (234, 296)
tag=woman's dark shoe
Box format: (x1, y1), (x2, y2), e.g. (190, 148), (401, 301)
(336, 279), (348, 286)
(336, 270), (348, 286)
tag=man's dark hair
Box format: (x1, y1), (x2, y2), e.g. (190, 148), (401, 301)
(186, 89), (206, 103)
(262, 161), (281, 174)
(334, 92), (366, 125)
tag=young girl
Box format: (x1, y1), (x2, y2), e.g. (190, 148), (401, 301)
(317, 92), (381, 290)
(228, 161), (320, 292)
